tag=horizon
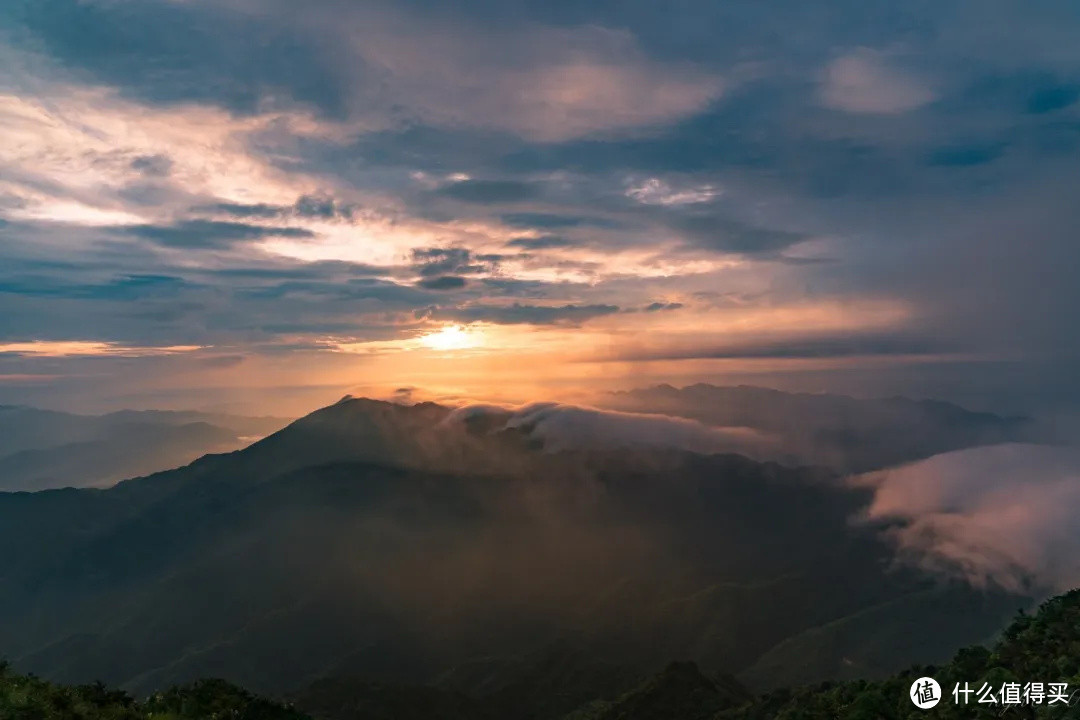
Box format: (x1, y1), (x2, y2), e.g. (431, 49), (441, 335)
(0, 380), (1040, 424)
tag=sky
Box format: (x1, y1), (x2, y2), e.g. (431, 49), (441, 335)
(2, 0), (1080, 416)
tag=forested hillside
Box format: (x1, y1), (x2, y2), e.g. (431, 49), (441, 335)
(4, 588), (1079, 719)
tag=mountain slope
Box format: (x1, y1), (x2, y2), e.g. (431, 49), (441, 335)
(0, 663), (311, 720)
(717, 589), (1080, 720)
(0, 396), (1031, 701)
(5, 588), (1078, 720)
(566, 662), (750, 720)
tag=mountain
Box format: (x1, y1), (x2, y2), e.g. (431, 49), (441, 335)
(601, 384), (1032, 472)
(719, 589), (1080, 719)
(6, 588), (1080, 719)
(0, 394), (1029, 706)
(0, 405), (290, 490)
(554, 589), (1080, 718)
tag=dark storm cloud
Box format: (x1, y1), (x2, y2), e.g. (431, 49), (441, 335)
(610, 333), (948, 362)
(123, 220), (315, 249)
(1026, 84), (1080, 114)
(129, 154), (173, 178)
(240, 277), (436, 305)
(9, 0), (350, 117)
(945, 71), (1080, 116)
(410, 247), (493, 277)
(196, 195), (358, 221)
(206, 261), (390, 281)
(479, 277), (573, 297)
(202, 202), (285, 219)
(418, 276), (469, 291)
(430, 303), (619, 325)
(499, 213), (622, 229)
(669, 212), (810, 255)
(927, 143), (1007, 167)
(506, 235), (577, 250)
(0, 273), (195, 301)
(435, 179), (542, 204)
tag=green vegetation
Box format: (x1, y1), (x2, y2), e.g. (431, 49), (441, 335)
(0, 667), (309, 720)
(5, 589), (1080, 720)
(715, 589), (1080, 720)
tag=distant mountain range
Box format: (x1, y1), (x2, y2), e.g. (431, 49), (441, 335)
(601, 384), (1032, 472)
(0, 406), (290, 491)
(0, 384), (1028, 491)
(0, 386), (1035, 714)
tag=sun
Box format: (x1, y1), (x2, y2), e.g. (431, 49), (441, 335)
(418, 325), (481, 351)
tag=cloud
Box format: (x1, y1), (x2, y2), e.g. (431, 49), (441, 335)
(445, 402), (776, 458)
(4, 0), (1080, 414)
(417, 276), (468, 291)
(500, 213), (619, 229)
(436, 179), (541, 204)
(13, 0), (350, 118)
(668, 212), (809, 256)
(0, 79), (309, 229)
(203, 202), (287, 219)
(335, 17), (724, 141)
(1025, 80), (1080, 114)
(927, 143), (1006, 167)
(607, 331), (944, 362)
(855, 444), (1080, 593)
(22, 1), (723, 142)
(202, 195), (358, 221)
(0, 341), (203, 358)
(410, 247), (492, 276)
(626, 178), (720, 206)
(506, 235), (577, 250)
(0, 273), (194, 301)
(430, 303), (619, 325)
(124, 220), (315, 249)
(129, 154), (173, 178)
(820, 49), (935, 114)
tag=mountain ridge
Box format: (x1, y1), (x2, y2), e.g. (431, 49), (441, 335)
(0, 391), (1036, 702)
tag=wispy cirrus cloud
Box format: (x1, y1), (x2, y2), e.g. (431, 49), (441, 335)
(0, 341), (203, 358)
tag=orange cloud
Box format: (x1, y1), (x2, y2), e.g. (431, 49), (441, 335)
(0, 341), (203, 357)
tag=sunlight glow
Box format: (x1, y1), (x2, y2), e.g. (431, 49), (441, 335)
(418, 325), (481, 351)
